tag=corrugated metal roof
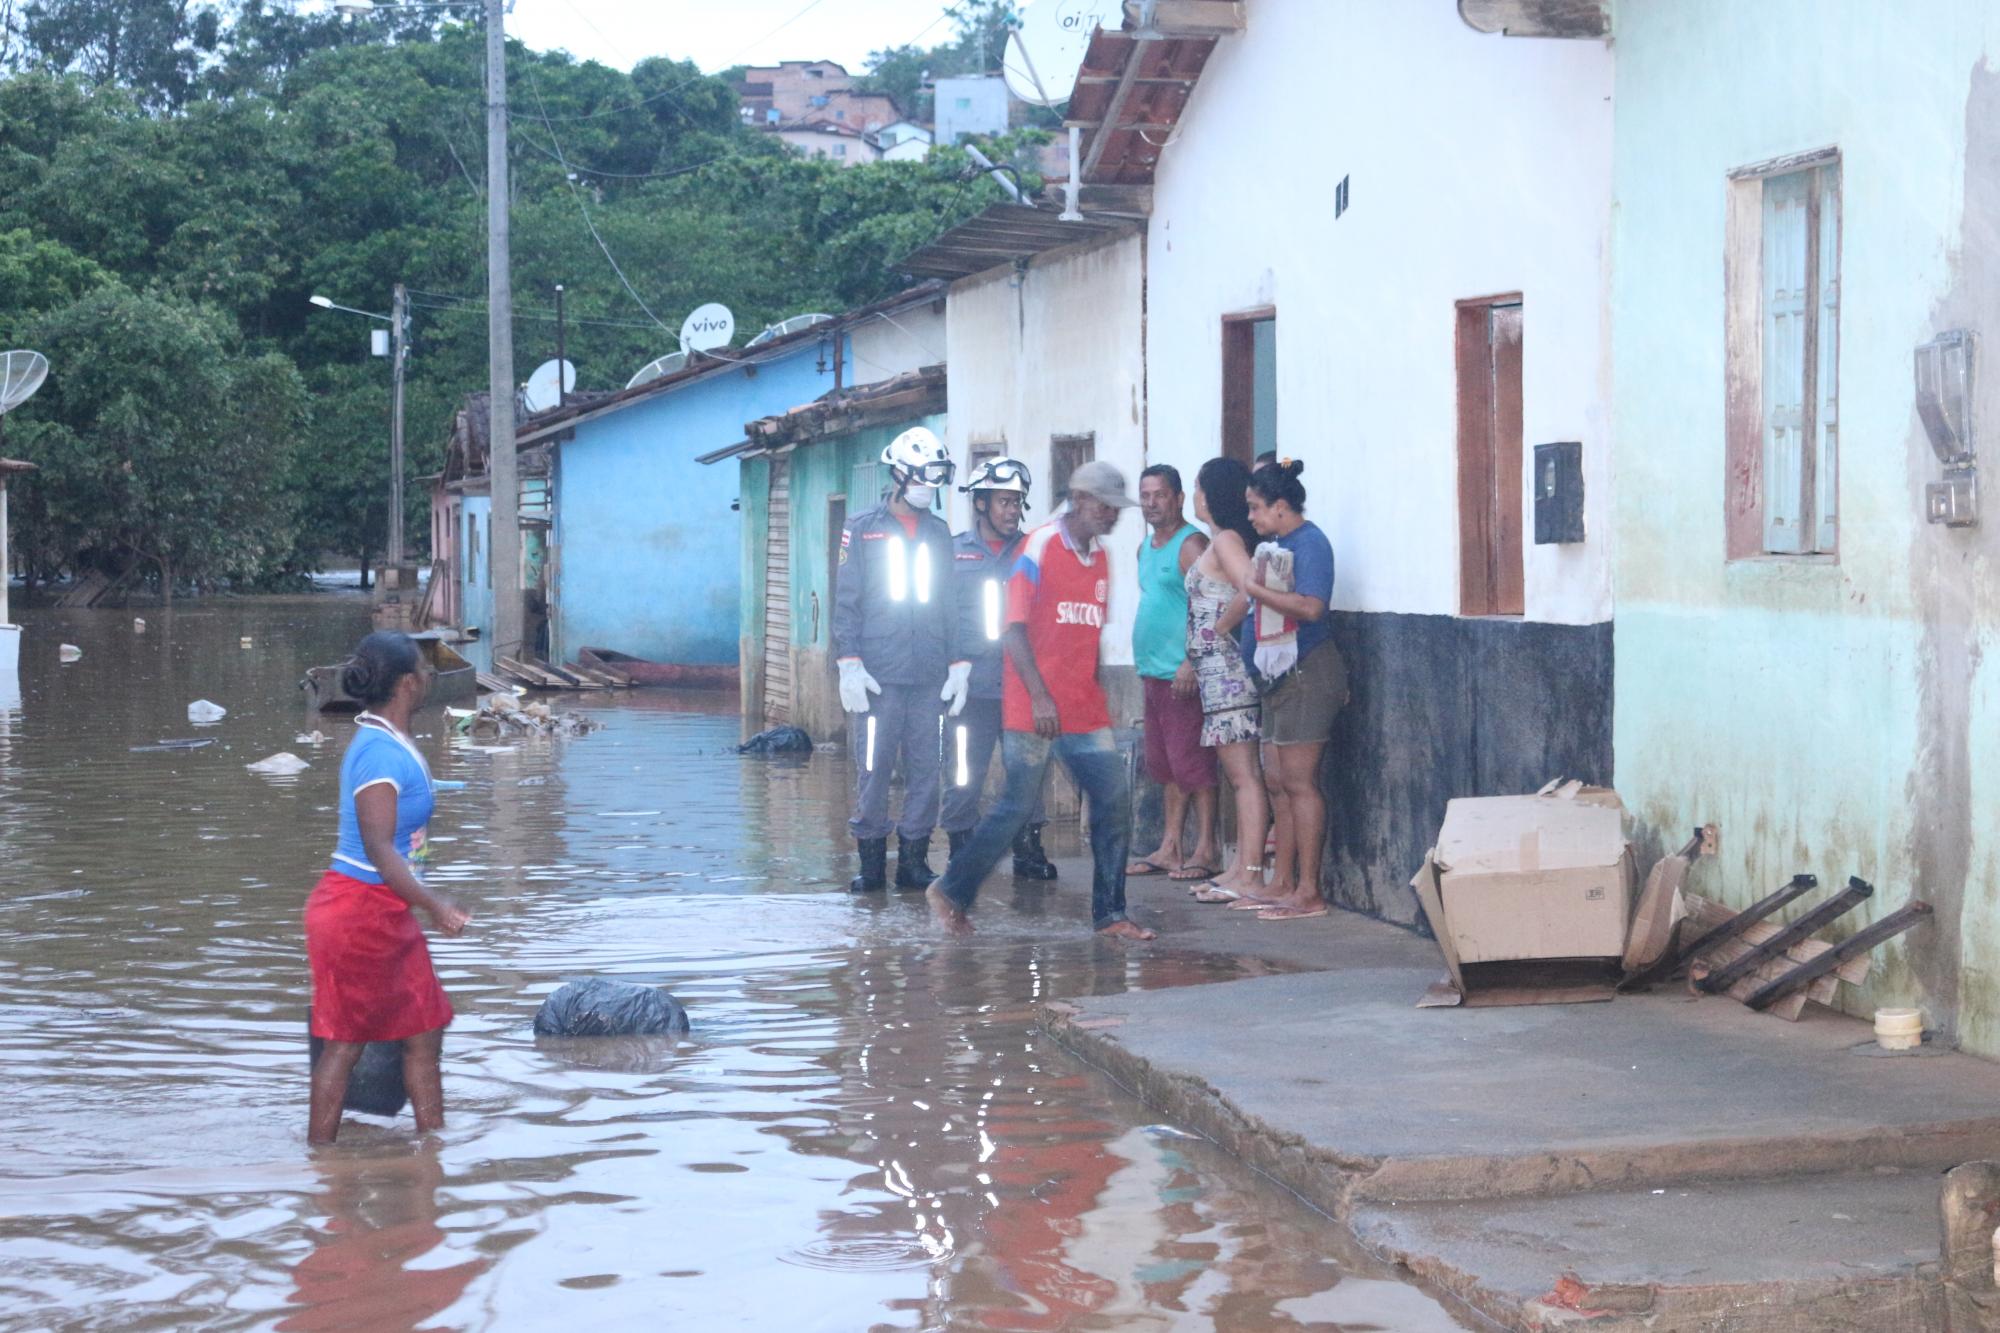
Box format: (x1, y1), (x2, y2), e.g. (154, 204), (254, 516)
(512, 281), (946, 448)
(702, 364), (947, 465)
(897, 204), (1135, 282)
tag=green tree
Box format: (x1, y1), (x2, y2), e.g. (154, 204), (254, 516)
(8, 286), (307, 598)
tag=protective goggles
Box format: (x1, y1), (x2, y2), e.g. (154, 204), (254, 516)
(898, 459), (956, 488)
(960, 458), (1033, 493)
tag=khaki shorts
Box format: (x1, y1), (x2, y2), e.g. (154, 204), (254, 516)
(1261, 642), (1350, 745)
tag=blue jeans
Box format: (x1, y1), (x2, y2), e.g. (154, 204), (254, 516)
(936, 728), (1132, 929)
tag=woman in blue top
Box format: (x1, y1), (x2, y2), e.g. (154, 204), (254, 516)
(304, 632), (471, 1144)
(1240, 459), (1348, 922)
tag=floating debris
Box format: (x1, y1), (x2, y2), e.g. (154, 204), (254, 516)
(293, 730), (329, 747)
(240, 636), (253, 650)
(58, 644), (82, 663)
(187, 699), (227, 724)
(453, 694), (602, 739)
(738, 725), (813, 755)
(129, 738), (215, 753)
(246, 752), (310, 776)
(133, 617), (146, 634)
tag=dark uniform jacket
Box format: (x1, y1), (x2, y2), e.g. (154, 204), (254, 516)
(951, 528), (1027, 701)
(833, 501), (960, 687)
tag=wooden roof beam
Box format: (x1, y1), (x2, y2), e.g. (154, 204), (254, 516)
(1122, 0), (1244, 38)
(1080, 44), (1147, 182)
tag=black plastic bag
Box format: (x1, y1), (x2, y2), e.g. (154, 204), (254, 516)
(533, 978), (690, 1037)
(737, 725), (813, 755)
(307, 1008), (409, 1117)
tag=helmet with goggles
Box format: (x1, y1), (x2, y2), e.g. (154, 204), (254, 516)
(959, 456), (1032, 502)
(881, 426), (955, 489)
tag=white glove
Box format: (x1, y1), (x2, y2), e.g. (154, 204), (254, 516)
(940, 661), (972, 717)
(838, 657), (881, 713)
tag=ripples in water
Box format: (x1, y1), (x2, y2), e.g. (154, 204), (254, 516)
(0, 603), (1470, 1331)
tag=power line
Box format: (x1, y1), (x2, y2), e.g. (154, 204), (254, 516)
(525, 62), (677, 334)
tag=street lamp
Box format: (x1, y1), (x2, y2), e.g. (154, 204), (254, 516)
(307, 287), (411, 576)
(334, 0), (521, 658)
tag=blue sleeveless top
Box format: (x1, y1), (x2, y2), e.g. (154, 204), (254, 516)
(330, 714), (434, 885)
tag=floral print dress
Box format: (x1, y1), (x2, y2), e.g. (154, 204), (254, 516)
(1185, 560), (1261, 746)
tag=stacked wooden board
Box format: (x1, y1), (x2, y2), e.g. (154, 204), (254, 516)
(1682, 891), (1872, 1021)
(483, 656), (631, 693)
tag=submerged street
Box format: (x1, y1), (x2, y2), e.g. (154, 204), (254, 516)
(0, 599), (1470, 1331)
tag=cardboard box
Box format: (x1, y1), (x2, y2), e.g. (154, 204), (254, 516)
(1414, 779), (1635, 977)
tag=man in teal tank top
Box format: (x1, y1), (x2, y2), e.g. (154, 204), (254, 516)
(1128, 465), (1218, 880)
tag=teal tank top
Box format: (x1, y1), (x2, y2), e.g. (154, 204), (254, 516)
(1133, 524), (1199, 679)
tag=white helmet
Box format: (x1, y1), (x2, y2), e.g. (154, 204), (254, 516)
(881, 426), (954, 488)
(960, 455), (1032, 511)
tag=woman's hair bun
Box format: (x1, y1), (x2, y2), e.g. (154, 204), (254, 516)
(1284, 458), (1305, 478)
(339, 655), (378, 700)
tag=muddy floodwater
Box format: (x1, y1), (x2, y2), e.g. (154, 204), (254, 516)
(0, 600), (1472, 1331)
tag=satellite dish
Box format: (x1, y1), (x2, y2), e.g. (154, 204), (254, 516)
(746, 313), (834, 347)
(679, 302), (735, 355)
(522, 359), (576, 413)
(1003, 0), (1116, 107)
(0, 351), (49, 415)
(625, 350), (688, 390)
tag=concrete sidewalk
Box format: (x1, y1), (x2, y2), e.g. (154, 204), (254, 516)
(1043, 872), (2000, 1330)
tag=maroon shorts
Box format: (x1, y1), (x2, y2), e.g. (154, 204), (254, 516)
(1143, 676), (1217, 790)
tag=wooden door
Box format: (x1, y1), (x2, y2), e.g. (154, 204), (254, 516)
(1456, 298), (1525, 617)
(763, 456), (793, 721)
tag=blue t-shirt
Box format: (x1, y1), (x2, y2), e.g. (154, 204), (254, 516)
(331, 718), (435, 885)
(1240, 520), (1336, 663)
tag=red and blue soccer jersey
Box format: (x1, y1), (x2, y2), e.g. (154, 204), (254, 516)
(1003, 520), (1112, 734)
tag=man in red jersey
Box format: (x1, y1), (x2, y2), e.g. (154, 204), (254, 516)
(928, 460), (1157, 941)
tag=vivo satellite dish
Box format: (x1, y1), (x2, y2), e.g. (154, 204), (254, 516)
(625, 350), (688, 390)
(746, 313), (834, 348)
(523, 359), (576, 413)
(679, 302), (735, 355)
(0, 351), (49, 415)
(1003, 0), (1115, 107)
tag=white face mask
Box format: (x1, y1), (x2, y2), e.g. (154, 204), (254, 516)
(903, 484), (936, 510)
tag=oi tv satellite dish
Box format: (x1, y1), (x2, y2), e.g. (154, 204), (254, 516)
(679, 302), (735, 355)
(1003, 0), (1116, 107)
(625, 350), (688, 390)
(522, 359), (576, 413)
(0, 351), (49, 416)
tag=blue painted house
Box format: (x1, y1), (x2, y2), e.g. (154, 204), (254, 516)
(510, 287), (947, 672)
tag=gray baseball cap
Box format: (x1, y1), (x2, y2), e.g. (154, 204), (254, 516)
(1066, 460), (1137, 508)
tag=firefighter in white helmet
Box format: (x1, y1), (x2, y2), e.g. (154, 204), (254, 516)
(831, 426), (971, 891)
(941, 457), (1056, 879)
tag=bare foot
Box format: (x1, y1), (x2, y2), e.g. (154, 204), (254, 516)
(1097, 920), (1157, 942)
(1261, 892), (1325, 914)
(926, 885), (974, 937)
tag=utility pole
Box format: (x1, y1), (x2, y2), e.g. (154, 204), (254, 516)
(388, 282), (408, 571)
(485, 0), (522, 660)
(555, 284), (567, 407)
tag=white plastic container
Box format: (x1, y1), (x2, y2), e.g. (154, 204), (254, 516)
(1874, 1007), (1924, 1052)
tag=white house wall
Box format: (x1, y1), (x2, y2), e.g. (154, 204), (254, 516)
(1140, 0), (1616, 924)
(847, 298), (946, 386)
(942, 232), (1147, 672)
(1145, 0), (1614, 626)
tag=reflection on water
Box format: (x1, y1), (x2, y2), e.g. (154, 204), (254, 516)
(0, 603), (1470, 1331)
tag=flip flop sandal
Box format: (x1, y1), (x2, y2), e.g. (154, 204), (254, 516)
(1192, 884), (1242, 904)
(1169, 864), (1220, 882)
(1257, 905), (1329, 921)
(1227, 896), (1277, 911)
(1125, 859), (1174, 877)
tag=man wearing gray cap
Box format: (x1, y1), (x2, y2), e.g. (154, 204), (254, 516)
(929, 460), (1158, 941)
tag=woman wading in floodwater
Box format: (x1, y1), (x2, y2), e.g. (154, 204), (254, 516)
(305, 631), (470, 1144)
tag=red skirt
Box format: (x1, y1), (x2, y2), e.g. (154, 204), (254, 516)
(305, 870), (455, 1043)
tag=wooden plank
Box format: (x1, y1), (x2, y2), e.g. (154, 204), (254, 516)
(1489, 303), (1526, 616)
(1698, 877), (1873, 994)
(1746, 902), (1932, 1012)
(1122, 0), (1244, 35)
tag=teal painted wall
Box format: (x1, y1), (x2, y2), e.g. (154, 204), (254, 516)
(1611, 1), (2000, 1048)
(736, 414), (940, 741)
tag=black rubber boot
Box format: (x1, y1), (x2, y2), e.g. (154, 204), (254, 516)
(895, 834), (937, 890)
(849, 837), (888, 892)
(1012, 822), (1059, 881)
(946, 828), (971, 860)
